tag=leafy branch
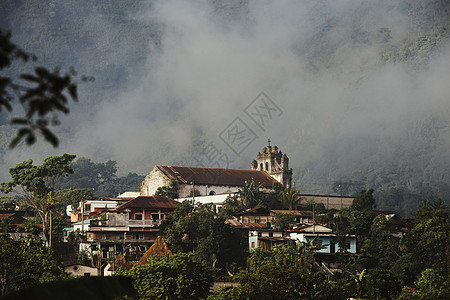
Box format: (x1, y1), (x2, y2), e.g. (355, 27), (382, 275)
(0, 29), (94, 148)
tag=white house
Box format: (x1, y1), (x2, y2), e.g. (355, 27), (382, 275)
(290, 224), (357, 254)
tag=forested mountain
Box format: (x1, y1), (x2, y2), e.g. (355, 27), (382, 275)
(1, 0), (449, 216)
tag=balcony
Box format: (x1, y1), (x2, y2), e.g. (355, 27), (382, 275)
(128, 219), (162, 227)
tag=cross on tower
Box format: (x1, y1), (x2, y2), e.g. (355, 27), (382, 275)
(267, 138), (271, 147)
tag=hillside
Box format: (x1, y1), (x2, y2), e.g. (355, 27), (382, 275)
(1, 0), (450, 216)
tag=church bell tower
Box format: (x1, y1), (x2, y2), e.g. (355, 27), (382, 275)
(251, 140), (293, 189)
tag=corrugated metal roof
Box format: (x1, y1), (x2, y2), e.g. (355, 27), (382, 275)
(114, 196), (181, 211)
(258, 236), (291, 241)
(157, 166), (276, 187)
(236, 207), (271, 216)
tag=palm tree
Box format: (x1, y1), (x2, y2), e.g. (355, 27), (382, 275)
(238, 179), (264, 208)
(281, 188), (301, 210)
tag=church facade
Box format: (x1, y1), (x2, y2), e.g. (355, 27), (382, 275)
(140, 144), (353, 210)
(140, 144), (292, 198)
(251, 144), (293, 190)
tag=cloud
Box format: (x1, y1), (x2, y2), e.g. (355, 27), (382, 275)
(2, 0), (449, 196)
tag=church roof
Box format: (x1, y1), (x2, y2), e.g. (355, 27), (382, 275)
(156, 166), (276, 188)
(113, 196), (181, 211)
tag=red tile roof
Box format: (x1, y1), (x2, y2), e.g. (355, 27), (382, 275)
(157, 166), (276, 187)
(114, 196), (181, 211)
(0, 213), (15, 220)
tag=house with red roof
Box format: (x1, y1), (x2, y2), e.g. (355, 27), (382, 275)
(78, 196), (180, 261)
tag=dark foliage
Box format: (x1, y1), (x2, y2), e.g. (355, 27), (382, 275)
(0, 30), (93, 147)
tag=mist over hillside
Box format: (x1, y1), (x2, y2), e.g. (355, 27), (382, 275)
(1, 0), (449, 216)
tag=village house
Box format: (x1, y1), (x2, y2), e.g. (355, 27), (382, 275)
(248, 226), (291, 251)
(69, 197), (131, 222)
(235, 206), (315, 225)
(78, 196), (180, 260)
(246, 223), (356, 254)
(103, 236), (173, 276)
(289, 224), (357, 254)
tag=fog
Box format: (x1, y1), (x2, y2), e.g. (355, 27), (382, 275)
(1, 0), (449, 195)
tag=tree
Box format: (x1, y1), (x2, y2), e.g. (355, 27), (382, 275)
(0, 30), (92, 147)
(274, 213), (295, 230)
(350, 189), (375, 211)
(207, 286), (249, 300)
(398, 267), (450, 300)
(280, 188), (301, 210)
(0, 234), (66, 296)
(401, 199), (449, 278)
(219, 194), (245, 218)
(238, 179), (264, 208)
(0, 196), (17, 210)
(306, 201), (326, 214)
(117, 172), (144, 193)
(50, 188), (94, 244)
(56, 157), (144, 197)
(154, 179), (179, 199)
(258, 181), (284, 210)
(365, 268), (401, 299)
(160, 201), (244, 269)
(332, 181), (365, 197)
(0, 234), (21, 296)
(361, 214), (401, 269)
(53, 188), (94, 212)
(56, 157), (117, 190)
(235, 244), (334, 300)
(115, 253), (213, 300)
(1, 154), (76, 236)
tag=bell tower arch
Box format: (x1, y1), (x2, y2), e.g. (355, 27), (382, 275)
(251, 140), (292, 189)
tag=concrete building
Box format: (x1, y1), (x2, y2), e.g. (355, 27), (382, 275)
(79, 196), (180, 260)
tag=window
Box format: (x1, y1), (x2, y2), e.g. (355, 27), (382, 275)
(209, 191), (216, 195)
(269, 232), (273, 237)
(257, 232), (262, 237)
(251, 242), (255, 248)
(265, 162), (269, 171)
(134, 213), (143, 220)
(346, 240), (351, 249)
(151, 213), (159, 221)
(84, 204), (91, 212)
(260, 163), (263, 170)
(135, 234), (144, 240)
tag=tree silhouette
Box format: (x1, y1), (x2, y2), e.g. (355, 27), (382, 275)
(0, 30), (93, 147)
(281, 188), (301, 210)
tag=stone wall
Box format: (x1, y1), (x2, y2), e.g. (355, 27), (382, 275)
(140, 167), (171, 196)
(299, 195), (354, 210)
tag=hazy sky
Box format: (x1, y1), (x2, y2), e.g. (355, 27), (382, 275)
(1, 0), (449, 194)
